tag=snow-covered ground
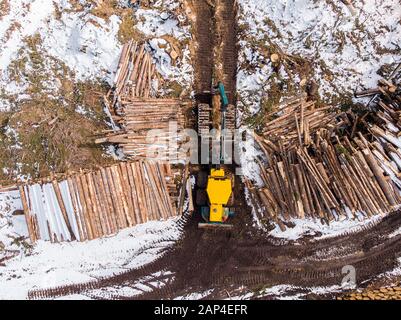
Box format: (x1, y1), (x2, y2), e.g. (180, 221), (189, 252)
(237, 0), (401, 113)
(0, 190), (27, 257)
(225, 284), (344, 300)
(0, 216), (181, 300)
(269, 214), (383, 242)
(0, 0), (193, 111)
(0, 0), (121, 110)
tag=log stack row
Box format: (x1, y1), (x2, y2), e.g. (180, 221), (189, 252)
(98, 98), (189, 161)
(250, 78), (401, 225)
(19, 161), (177, 243)
(254, 131), (401, 223)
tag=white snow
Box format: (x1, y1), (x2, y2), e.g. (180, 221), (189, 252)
(175, 289), (213, 300)
(259, 284), (343, 300)
(388, 226), (401, 239)
(269, 214), (382, 241)
(135, 7), (193, 92)
(228, 284), (344, 300)
(0, 217), (181, 300)
(41, 11), (122, 83)
(237, 0), (401, 112)
(0, 190), (27, 256)
(0, 0), (123, 110)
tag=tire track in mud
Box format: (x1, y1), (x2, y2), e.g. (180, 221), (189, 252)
(29, 208), (401, 300)
(214, 0), (238, 105)
(190, 0), (214, 104)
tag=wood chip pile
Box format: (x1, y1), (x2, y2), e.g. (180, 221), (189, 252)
(249, 81), (401, 226)
(19, 161), (177, 243)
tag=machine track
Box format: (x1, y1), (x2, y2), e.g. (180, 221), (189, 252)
(29, 209), (401, 300)
(191, 0), (214, 104)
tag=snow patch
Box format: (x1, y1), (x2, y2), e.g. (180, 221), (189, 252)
(0, 217), (181, 300)
(270, 215), (382, 241)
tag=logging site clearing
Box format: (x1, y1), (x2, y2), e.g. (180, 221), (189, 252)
(1, 0), (401, 301)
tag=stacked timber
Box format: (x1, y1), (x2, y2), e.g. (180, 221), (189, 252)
(254, 131), (401, 223)
(98, 98), (189, 161)
(99, 40), (190, 162)
(257, 96), (345, 151)
(19, 161), (177, 243)
(250, 88), (401, 225)
(112, 40), (158, 110)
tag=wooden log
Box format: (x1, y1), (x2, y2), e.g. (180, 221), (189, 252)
(85, 173), (103, 237)
(119, 162), (137, 225)
(19, 186), (35, 242)
(100, 167), (118, 234)
(128, 162), (143, 224)
(144, 161), (168, 220)
(112, 165), (132, 227)
(354, 148), (388, 208)
(125, 162), (141, 225)
(105, 166), (125, 230)
(156, 162), (176, 217)
(67, 177), (86, 241)
(76, 174), (95, 240)
(178, 163), (189, 216)
(131, 44), (145, 83)
(108, 166), (127, 228)
(294, 164), (310, 217)
(93, 171), (112, 236)
(363, 149), (397, 206)
(52, 180), (76, 241)
(136, 161), (149, 222)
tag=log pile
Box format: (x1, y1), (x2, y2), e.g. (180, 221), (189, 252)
(257, 95), (346, 151)
(19, 161), (177, 243)
(112, 40), (158, 110)
(99, 40), (190, 162)
(254, 131), (401, 223)
(99, 98), (189, 161)
(250, 82), (401, 225)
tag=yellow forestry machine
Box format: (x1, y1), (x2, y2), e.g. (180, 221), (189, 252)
(196, 82), (236, 229)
